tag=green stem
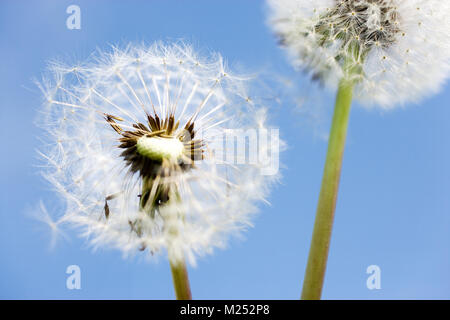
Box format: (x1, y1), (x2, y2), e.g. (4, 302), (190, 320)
(170, 259), (192, 300)
(140, 178), (192, 300)
(301, 78), (354, 300)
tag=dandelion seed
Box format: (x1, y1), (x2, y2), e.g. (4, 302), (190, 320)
(30, 200), (68, 250)
(38, 42), (280, 299)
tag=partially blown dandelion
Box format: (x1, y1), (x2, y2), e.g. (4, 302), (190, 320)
(38, 43), (279, 299)
(268, 0), (450, 107)
(267, 0), (450, 300)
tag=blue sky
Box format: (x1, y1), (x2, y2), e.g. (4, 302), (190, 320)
(0, 0), (449, 299)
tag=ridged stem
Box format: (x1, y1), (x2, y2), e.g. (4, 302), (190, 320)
(301, 78), (354, 300)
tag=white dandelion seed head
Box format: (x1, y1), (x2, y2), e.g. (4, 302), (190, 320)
(267, 0), (450, 107)
(38, 42), (281, 265)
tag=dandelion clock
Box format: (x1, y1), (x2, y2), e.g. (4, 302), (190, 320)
(38, 43), (280, 299)
(267, 0), (450, 299)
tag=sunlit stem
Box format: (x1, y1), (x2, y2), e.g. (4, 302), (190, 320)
(140, 178), (192, 300)
(170, 259), (192, 300)
(301, 77), (354, 300)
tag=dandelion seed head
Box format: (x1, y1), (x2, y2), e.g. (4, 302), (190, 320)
(267, 0), (450, 107)
(38, 42), (280, 265)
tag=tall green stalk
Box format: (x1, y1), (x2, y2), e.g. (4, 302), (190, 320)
(140, 178), (192, 300)
(170, 260), (192, 300)
(301, 78), (354, 300)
